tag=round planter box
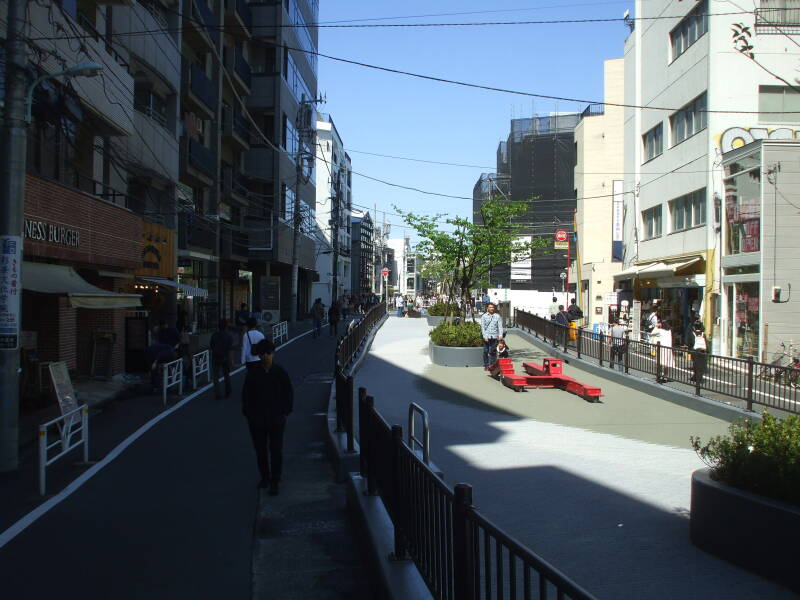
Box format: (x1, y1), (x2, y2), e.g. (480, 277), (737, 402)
(426, 315), (445, 326)
(690, 467), (800, 593)
(429, 341), (484, 367)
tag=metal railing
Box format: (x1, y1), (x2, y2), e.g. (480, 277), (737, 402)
(192, 349), (210, 389)
(408, 402), (431, 464)
(580, 103), (605, 119)
(335, 302), (387, 373)
(189, 65), (217, 111)
(38, 405), (89, 495)
(187, 136), (216, 177)
(515, 309), (800, 416)
(162, 357), (184, 406)
(755, 7), (800, 31)
(358, 391), (596, 600)
(272, 320), (289, 346)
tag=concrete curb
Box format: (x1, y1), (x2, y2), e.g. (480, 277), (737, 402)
(346, 474), (434, 600)
(511, 327), (758, 424)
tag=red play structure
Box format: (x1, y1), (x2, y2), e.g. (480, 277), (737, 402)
(487, 357), (602, 402)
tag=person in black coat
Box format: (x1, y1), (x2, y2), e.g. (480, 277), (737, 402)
(241, 339), (294, 494)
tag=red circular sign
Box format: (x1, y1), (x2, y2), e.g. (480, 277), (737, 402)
(555, 229), (568, 242)
(381, 268), (389, 277)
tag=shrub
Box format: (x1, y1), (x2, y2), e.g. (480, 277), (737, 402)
(429, 322), (483, 347)
(690, 412), (800, 505)
(427, 302), (460, 317)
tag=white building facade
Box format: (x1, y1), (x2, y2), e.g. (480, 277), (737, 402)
(387, 237), (419, 297)
(621, 0), (800, 358)
(313, 114), (352, 305)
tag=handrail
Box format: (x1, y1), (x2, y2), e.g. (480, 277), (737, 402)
(407, 402), (430, 464)
(272, 320), (289, 346)
(192, 349), (210, 389)
(38, 405), (89, 495)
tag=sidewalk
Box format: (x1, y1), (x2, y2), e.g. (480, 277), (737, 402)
(0, 319), (378, 599)
(354, 316), (797, 599)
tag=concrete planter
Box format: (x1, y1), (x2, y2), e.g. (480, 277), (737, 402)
(690, 467), (800, 593)
(426, 315), (445, 326)
(429, 341), (484, 367)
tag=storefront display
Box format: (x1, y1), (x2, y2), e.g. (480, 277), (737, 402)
(726, 282), (760, 359)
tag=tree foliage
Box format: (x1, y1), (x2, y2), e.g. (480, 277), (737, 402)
(397, 198), (547, 322)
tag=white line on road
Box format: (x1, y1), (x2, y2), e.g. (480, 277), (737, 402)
(0, 326), (320, 549)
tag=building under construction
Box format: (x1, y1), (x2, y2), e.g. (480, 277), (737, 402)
(474, 114), (579, 293)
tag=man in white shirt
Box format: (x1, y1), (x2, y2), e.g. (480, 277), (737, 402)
(241, 317), (266, 369)
(395, 295), (405, 318)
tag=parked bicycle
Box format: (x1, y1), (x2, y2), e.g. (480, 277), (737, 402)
(758, 341), (799, 387)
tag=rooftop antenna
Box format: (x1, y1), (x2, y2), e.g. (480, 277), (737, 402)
(623, 9), (634, 33)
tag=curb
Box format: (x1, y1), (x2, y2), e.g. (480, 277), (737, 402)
(510, 327), (758, 424)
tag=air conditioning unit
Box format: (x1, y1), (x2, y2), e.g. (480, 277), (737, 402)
(261, 310), (280, 325)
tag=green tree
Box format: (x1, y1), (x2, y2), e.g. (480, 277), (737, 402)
(397, 198), (547, 323)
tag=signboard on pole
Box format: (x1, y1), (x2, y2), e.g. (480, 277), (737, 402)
(49, 361), (79, 417)
(381, 268), (389, 277)
(510, 235), (532, 281)
(554, 229), (569, 250)
(0, 235), (22, 349)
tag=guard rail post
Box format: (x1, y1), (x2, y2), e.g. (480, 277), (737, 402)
(358, 387), (368, 476)
(599, 331), (605, 367)
(365, 396), (377, 496)
(389, 424), (408, 561)
(656, 342), (662, 383)
(624, 331), (630, 374)
(746, 356), (755, 411)
(345, 375), (355, 453)
(453, 483), (476, 600)
(577, 327), (583, 359)
(563, 324), (569, 354)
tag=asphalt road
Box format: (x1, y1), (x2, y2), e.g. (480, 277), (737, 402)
(0, 326), (375, 599)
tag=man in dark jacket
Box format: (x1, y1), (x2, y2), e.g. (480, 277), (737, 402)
(209, 318), (233, 399)
(554, 305), (570, 326)
(567, 298), (584, 322)
(241, 339), (293, 494)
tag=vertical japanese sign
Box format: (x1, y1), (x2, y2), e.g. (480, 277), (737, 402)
(611, 180), (624, 261)
(510, 236), (532, 281)
(0, 235), (22, 350)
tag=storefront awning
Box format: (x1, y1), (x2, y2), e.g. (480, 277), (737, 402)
(23, 262), (142, 309)
(141, 277), (208, 298)
(613, 257), (703, 280)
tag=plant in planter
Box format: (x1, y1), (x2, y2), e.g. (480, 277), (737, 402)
(689, 412), (800, 592)
(690, 412), (800, 504)
(429, 322), (482, 347)
(427, 302), (461, 317)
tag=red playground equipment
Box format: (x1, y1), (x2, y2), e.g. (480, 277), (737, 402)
(487, 357), (602, 402)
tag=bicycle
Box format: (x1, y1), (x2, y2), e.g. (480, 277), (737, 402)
(757, 341), (799, 386)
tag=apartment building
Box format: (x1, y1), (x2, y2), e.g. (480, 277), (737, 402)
(313, 113), (351, 305)
(621, 0), (800, 358)
(350, 210), (374, 298)
(571, 59), (625, 327)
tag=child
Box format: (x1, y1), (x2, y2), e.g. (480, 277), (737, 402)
(496, 340), (510, 359)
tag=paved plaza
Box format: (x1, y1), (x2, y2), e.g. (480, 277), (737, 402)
(355, 316), (796, 599)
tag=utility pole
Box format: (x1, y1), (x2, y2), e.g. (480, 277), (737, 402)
(289, 96), (319, 324)
(0, 0), (28, 471)
(330, 171), (340, 304)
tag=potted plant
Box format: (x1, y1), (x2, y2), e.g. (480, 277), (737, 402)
(425, 302), (460, 326)
(689, 412), (800, 592)
(428, 321), (483, 367)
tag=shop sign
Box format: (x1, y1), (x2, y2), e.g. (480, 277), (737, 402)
(604, 292), (619, 305)
(0, 236), (22, 349)
(24, 219), (80, 247)
(135, 222), (176, 279)
(554, 229), (569, 250)
(49, 361), (79, 417)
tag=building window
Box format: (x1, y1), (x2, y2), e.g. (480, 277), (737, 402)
(642, 205), (662, 240)
(670, 93), (707, 145)
(642, 124), (663, 162)
(670, 0), (708, 61)
(669, 188), (706, 232)
(758, 85), (800, 123)
(723, 156), (761, 255)
(134, 83), (168, 128)
(406, 258), (415, 273)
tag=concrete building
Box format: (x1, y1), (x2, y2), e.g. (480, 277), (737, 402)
(387, 237), (419, 297)
(571, 59), (625, 328)
(350, 210), (374, 298)
(313, 114), (351, 305)
(621, 0), (800, 357)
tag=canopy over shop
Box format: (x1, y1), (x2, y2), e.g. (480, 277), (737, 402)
(23, 262), (142, 308)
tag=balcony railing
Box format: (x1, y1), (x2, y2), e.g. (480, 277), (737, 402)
(189, 66), (216, 112)
(29, 168), (129, 209)
(77, 11), (129, 69)
(580, 103), (605, 120)
(234, 50), (251, 89)
(188, 137), (215, 178)
(178, 215), (217, 251)
(755, 7), (800, 31)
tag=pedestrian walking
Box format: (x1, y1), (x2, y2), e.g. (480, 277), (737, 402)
(687, 322), (708, 385)
(157, 320), (180, 349)
(480, 302), (505, 369)
(567, 298), (584, 323)
(241, 317), (265, 369)
(209, 318), (234, 398)
(554, 305), (570, 326)
(549, 296), (560, 320)
(609, 318), (627, 371)
(328, 301), (341, 337)
(235, 303), (250, 334)
(241, 339), (293, 494)
(311, 298), (325, 338)
(146, 342), (177, 394)
(649, 319), (674, 383)
(395, 294), (405, 318)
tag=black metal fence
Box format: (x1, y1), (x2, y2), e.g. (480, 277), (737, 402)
(356, 389), (596, 600)
(515, 309), (800, 416)
(335, 302), (386, 373)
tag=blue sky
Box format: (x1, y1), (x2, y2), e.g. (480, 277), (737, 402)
(316, 1), (635, 240)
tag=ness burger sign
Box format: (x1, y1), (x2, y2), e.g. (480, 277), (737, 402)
(24, 219), (81, 247)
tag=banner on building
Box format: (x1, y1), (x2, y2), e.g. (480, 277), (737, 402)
(612, 180), (623, 262)
(134, 222), (176, 279)
(510, 236), (532, 281)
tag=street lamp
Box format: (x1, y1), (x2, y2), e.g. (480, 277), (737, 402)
(24, 62), (103, 123)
